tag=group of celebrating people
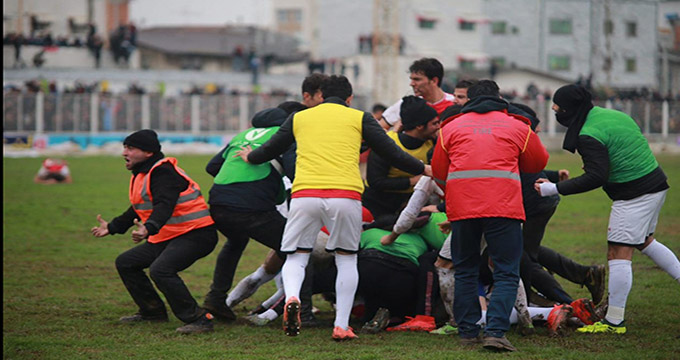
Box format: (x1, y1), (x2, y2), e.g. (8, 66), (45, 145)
(91, 58), (680, 352)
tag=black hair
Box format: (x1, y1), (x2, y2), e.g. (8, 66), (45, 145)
(438, 104), (463, 122)
(320, 75), (352, 100)
(409, 58), (444, 87)
(301, 73), (328, 96)
(467, 79), (500, 99)
(277, 101), (307, 115)
(372, 103), (387, 113)
(455, 79), (478, 89)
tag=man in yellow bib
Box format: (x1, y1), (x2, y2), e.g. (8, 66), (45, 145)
(238, 75), (431, 341)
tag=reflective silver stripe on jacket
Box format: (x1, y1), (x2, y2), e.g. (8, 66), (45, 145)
(133, 185), (202, 210)
(165, 209), (211, 225)
(447, 170), (520, 181)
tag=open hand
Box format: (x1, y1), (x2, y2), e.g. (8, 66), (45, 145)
(131, 218), (148, 243)
(234, 145), (253, 163)
(91, 214), (110, 237)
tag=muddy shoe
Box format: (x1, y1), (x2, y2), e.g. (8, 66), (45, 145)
(584, 265), (606, 305)
(203, 298), (236, 321)
(176, 313), (214, 334)
(360, 307), (391, 334)
(482, 335), (517, 352)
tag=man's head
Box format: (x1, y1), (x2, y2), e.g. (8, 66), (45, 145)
(320, 75), (353, 104)
(453, 79), (478, 106)
(123, 129), (160, 170)
(277, 101), (307, 115)
(400, 95), (440, 140)
(467, 80), (501, 100)
(301, 73), (328, 107)
(551, 84), (593, 127)
(408, 58), (444, 99)
(371, 103), (387, 120)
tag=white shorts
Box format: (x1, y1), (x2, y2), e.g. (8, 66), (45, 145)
(280, 197), (362, 253)
(607, 190), (667, 246)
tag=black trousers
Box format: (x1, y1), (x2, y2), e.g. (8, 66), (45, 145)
(358, 249), (418, 321)
(115, 226), (218, 323)
(520, 207), (590, 304)
(206, 206), (286, 302)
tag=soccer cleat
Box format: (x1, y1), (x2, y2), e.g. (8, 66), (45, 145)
(546, 304), (573, 336)
(386, 315), (436, 332)
(176, 313), (214, 334)
(245, 313), (272, 326)
(332, 326), (358, 341)
(282, 297), (301, 336)
(584, 265), (606, 305)
(360, 307), (391, 334)
(576, 320), (626, 334)
(571, 298), (600, 325)
(430, 323), (458, 335)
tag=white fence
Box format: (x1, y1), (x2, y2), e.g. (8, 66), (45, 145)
(2, 92), (678, 138)
(2, 92), (374, 135)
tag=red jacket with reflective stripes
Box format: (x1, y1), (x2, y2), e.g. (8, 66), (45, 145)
(129, 157), (214, 243)
(432, 108), (548, 222)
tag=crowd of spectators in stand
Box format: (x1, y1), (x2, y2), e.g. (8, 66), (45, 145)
(3, 21), (136, 69)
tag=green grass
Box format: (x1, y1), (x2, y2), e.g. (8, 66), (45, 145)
(4, 153), (680, 359)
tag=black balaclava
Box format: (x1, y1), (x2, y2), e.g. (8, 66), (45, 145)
(552, 84), (594, 153)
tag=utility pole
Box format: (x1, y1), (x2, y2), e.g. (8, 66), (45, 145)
(372, 0), (400, 105)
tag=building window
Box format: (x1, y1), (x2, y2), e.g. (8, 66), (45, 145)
(549, 19), (572, 34)
(604, 20), (614, 35)
(277, 9), (302, 25)
(626, 21), (637, 37)
(548, 55), (570, 70)
(418, 18), (437, 29)
(459, 20), (475, 31)
(625, 58), (637, 73)
(460, 60), (475, 70)
(491, 21), (507, 34)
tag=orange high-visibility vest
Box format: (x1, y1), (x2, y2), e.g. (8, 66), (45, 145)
(129, 157), (214, 243)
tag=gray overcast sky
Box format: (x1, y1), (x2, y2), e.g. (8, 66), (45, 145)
(129, 0), (272, 28)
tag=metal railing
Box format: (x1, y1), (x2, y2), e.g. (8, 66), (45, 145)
(2, 92), (677, 138)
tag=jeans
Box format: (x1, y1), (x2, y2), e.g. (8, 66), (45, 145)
(115, 226), (217, 323)
(206, 206), (286, 302)
(451, 217), (522, 338)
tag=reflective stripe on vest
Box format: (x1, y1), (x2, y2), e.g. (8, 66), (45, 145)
(165, 208), (212, 225)
(447, 170), (520, 181)
(133, 184), (203, 211)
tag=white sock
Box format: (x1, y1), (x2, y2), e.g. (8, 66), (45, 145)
(227, 265), (277, 307)
(261, 288), (285, 310)
(528, 307), (553, 321)
(476, 310), (487, 326)
(606, 259), (632, 325)
(509, 308), (518, 324)
(260, 309), (279, 321)
(282, 252), (310, 303)
(436, 267), (455, 321)
(333, 254), (359, 329)
(641, 239), (680, 282)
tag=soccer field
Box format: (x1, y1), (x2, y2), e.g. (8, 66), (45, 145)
(3, 153), (679, 360)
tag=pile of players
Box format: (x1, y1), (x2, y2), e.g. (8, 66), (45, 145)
(91, 58), (680, 352)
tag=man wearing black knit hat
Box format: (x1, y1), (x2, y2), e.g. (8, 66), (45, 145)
(363, 95), (440, 224)
(91, 129), (219, 334)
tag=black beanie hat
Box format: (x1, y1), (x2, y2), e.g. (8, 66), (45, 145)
(400, 96), (438, 130)
(124, 129), (161, 153)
